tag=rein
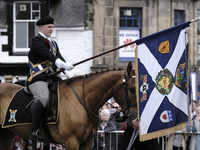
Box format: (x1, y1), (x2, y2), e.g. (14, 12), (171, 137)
(69, 78), (99, 125)
(69, 70), (136, 124)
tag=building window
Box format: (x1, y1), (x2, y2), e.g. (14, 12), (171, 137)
(119, 8), (142, 61)
(119, 8), (141, 29)
(174, 10), (184, 26)
(13, 2), (40, 53)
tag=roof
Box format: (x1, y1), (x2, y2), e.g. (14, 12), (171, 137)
(50, 0), (85, 27)
(0, 0), (85, 28)
(0, 2), (6, 28)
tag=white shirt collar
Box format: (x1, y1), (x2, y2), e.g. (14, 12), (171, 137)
(39, 32), (51, 41)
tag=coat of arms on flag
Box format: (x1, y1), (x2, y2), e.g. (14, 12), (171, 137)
(135, 21), (191, 141)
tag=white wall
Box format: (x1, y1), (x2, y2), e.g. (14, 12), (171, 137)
(52, 27), (93, 78)
(0, 29), (28, 63)
(0, 27), (93, 82)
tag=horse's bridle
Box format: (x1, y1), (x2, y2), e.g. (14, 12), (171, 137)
(112, 70), (136, 120)
(69, 70), (136, 123)
(123, 71), (136, 116)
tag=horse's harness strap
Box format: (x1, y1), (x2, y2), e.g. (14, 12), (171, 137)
(70, 80), (105, 143)
(123, 71), (131, 110)
(122, 71), (136, 117)
(70, 84), (88, 110)
(69, 83), (101, 124)
(82, 77), (96, 125)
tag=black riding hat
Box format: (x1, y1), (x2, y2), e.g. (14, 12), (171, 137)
(36, 16), (54, 26)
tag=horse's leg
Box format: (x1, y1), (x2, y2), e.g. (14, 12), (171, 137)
(0, 127), (15, 149)
(63, 137), (80, 150)
(79, 138), (93, 150)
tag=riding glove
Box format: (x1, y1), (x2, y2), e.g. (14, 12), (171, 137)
(64, 70), (73, 79)
(55, 58), (74, 71)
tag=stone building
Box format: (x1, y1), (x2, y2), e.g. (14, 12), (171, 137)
(91, 0), (199, 68)
(90, 0), (200, 98)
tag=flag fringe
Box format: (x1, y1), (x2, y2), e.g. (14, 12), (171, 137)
(140, 122), (187, 142)
(135, 46), (141, 137)
(187, 28), (192, 128)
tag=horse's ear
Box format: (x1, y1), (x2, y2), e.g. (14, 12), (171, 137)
(127, 61), (132, 76)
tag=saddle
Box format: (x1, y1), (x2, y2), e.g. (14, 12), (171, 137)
(2, 82), (59, 128)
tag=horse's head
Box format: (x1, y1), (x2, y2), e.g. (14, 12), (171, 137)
(113, 61), (137, 126)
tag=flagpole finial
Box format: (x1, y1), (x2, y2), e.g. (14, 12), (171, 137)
(190, 17), (200, 23)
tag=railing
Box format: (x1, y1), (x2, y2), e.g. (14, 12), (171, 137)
(94, 130), (124, 150)
(94, 130), (196, 150)
(12, 131), (198, 150)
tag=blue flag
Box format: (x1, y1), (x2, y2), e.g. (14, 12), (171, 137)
(135, 21), (191, 141)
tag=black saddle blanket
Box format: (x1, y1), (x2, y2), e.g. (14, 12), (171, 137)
(2, 84), (59, 128)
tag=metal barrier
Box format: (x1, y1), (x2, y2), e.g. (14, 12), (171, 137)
(94, 130), (194, 150)
(12, 131), (195, 149)
(95, 130), (124, 150)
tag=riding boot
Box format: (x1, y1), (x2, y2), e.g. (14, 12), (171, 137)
(29, 100), (45, 141)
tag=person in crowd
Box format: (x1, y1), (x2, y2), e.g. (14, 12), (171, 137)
(57, 144), (64, 150)
(167, 130), (185, 150)
(197, 99), (200, 107)
(99, 103), (109, 116)
(95, 108), (117, 150)
(26, 16), (74, 143)
(119, 120), (128, 149)
(109, 101), (122, 130)
(120, 117), (160, 150)
(109, 101), (123, 149)
(196, 107), (200, 122)
(175, 100), (198, 150)
(183, 100), (198, 150)
(191, 100), (197, 120)
(120, 120), (127, 137)
(166, 100), (196, 150)
(169, 106), (200, 150)
(188, 106), (200, 150)
(10, 136), (24, 150)
(106, 102), (112, 111)
(52, 143), (57, 150)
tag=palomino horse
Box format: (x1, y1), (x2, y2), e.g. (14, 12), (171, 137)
(0, 61), (137, 149)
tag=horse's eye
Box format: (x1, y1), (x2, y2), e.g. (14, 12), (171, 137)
(129, 87), (135, 93)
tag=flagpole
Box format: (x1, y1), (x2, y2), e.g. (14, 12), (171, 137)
(190, 17), (200, 23)
(49, 40), (136, 76)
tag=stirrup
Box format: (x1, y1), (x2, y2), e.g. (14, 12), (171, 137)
(29, 131), (44, 141)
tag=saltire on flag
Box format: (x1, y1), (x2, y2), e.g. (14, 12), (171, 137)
(135, 21), (191, 141)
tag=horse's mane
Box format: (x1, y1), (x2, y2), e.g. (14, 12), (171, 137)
(68, 67), (126, 82)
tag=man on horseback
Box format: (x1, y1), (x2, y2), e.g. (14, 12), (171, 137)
(26, 16), (74, 142)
